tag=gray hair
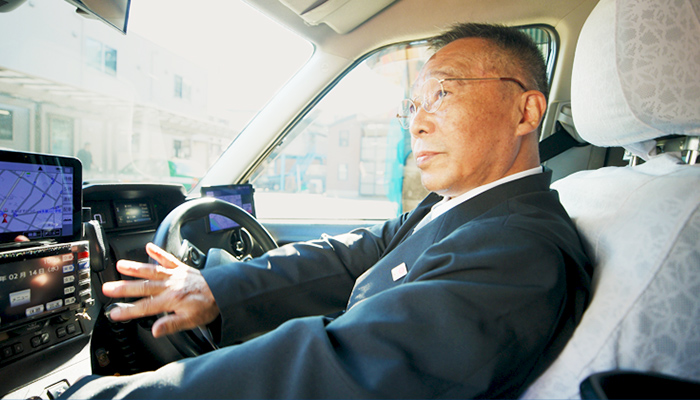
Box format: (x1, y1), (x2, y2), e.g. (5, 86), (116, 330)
(430, 23), (549, 101)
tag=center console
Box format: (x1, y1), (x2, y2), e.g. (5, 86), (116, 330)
(0, 150), (96, 399)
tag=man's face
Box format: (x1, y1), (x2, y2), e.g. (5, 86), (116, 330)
(410, 38), (529, 198)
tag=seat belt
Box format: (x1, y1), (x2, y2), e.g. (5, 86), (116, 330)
(539, 125), (589, 162)
(539, 104), (589, 162)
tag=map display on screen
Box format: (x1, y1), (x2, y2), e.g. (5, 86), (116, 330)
(0, 151), (82, 245)
(202, 184), (255, 232)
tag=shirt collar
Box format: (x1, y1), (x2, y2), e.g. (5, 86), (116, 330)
(414, 166), (544, 232)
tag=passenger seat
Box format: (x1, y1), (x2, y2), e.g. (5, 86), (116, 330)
(522, 0), (700, 398)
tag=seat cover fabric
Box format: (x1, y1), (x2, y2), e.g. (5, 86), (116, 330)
(571, 0), (700, 158)
(522, 154), (700, 399)
(523, 0), (700, 397)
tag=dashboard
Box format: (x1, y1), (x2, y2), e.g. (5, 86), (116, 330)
(82, 183), (187, 264)
(0, 182), (188, 399)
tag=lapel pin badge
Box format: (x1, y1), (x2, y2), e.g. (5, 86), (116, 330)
(391, 262), (408, 281)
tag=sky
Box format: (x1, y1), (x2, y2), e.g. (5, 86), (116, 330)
(127, 0), (313, 119)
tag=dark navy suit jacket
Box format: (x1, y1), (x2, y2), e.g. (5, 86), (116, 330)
(61, 170), (591, 399)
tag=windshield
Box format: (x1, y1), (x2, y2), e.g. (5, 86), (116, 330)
(0, 0), (312, 191)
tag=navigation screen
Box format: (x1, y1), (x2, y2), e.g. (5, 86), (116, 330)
(0, 150), (82, 245)
(202, 184), (255, 232)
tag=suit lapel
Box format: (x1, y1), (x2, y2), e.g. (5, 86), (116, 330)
(424, 168), (554, 238)
(380, 192), (441, 256)
(346, 170), (554, 309)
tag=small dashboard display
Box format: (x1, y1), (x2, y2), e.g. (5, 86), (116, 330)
(114, 202), (153, 227)
(202, 184), (256, 232)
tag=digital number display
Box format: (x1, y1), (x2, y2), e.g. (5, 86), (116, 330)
(0, 245), (85, 331)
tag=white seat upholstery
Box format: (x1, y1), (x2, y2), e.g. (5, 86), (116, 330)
(522, 0), (700, 398)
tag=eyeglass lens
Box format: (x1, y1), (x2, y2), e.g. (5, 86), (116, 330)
(397, 78), (444, 129)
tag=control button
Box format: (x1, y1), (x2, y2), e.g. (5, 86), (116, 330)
(46, 380), (70, 399)
(25, 304), (45, 317)
(104, 303), (135, 323)
(30, 335), (42, 348)
(55, 312), (71, 322)
(41, 332), (50, 344)
(1, 346), (12, 358)
(56, 327), (67, 338)
(47, 299), (63, 311)
(12, 342), (23, 354)
(66, 323), (76, 334)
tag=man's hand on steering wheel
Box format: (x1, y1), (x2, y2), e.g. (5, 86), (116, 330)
(102, 242), (220, 338)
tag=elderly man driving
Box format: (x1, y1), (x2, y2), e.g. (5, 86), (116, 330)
(61, 23), (591, 399)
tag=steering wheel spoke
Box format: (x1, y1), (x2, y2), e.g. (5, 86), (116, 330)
(150, 197), (278, 357)
(178, 239), (207, 269)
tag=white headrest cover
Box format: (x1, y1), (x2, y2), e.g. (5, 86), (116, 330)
(572, 0), (700, 149)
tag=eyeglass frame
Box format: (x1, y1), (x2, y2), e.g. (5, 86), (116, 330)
(396, 77), (529, 129)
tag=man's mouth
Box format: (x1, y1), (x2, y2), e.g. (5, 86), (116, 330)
(414, 151), (440, 167)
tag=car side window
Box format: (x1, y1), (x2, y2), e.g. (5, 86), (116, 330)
(251, 27), (555, 221)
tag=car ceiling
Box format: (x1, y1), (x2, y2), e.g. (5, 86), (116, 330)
(244, 0), (599, 59)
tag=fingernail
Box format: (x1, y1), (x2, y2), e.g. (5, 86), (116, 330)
(104, 303), (136, 323)
(152, 326), (162, 338)
(109, 307), (122, 319)
(102, 282), (116, 292)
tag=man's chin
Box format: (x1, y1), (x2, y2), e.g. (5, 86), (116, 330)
(421, 178), (446, 195)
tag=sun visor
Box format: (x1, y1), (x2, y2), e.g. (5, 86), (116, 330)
(279, 0), (396, 34)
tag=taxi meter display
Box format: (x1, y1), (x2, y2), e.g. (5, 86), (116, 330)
(0, 242), (90, 332)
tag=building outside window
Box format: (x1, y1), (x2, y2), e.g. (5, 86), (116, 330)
(338, 163), (348, 181)
(174, 75), (192, 100)
(86, 37), (117, 76)
(0, 109), (11, 140)
(339, 130), (349, 147)
(104, 46), (117, 75)
(48, 114), (73, 155)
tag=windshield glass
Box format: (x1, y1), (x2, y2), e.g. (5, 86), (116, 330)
(0, 0), (312, 191)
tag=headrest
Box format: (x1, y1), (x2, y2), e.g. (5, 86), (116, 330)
(571, 0), (700, 158)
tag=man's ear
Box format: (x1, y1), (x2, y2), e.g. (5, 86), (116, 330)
(516, 90), (547, 137)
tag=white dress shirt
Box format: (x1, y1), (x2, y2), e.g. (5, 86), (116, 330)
(413, 166), (544, 233)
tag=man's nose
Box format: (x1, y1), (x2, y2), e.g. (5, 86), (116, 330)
(409, 107), (434, 136)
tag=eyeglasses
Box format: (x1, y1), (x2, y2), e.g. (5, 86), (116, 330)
(396, 77), (528, 129)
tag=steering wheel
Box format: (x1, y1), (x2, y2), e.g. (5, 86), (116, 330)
(150, 197), (278, 357)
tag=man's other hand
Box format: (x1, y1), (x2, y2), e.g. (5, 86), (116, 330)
(102, 243), (220, 338)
